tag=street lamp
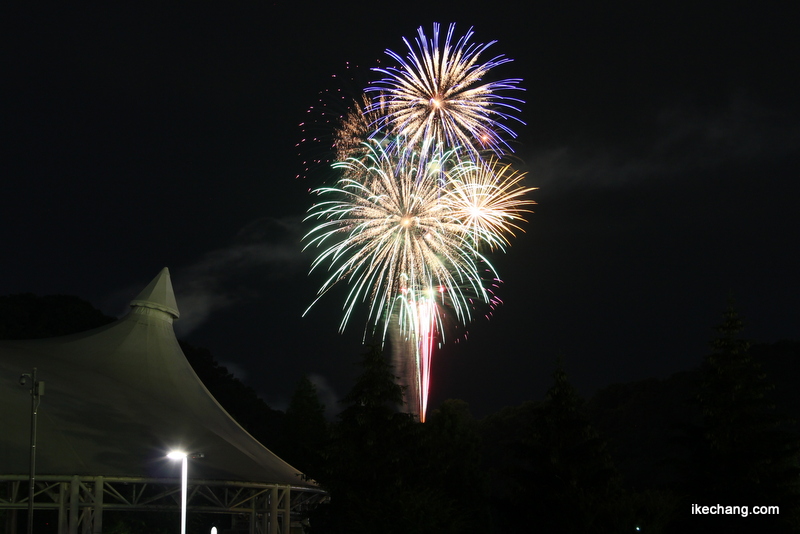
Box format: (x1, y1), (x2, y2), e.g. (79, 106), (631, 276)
(167, 450), (188, 534)
(167, 450), (204, 534)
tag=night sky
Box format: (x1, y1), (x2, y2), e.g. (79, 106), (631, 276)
(2, 2), (798, 417)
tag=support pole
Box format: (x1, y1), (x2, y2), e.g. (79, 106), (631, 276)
(249, 489), (257, 534)
(9, 511), (18, 534)
(69, 476), (79, 534)
(58, 482), (68, 534)
(81, 508), (91, 534)
(20, 368), (43, 534)
(180, 458), (187, 534)
(261, 492), (269, 534)
(269, 487), (278, 534)
(7, 481), (19, 534)
(283, 486), (291, 534)
(92, 477), (103, 534)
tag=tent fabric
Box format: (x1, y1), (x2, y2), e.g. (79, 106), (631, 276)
(129, 266), (180, 319)
(0, 268), (313, 487)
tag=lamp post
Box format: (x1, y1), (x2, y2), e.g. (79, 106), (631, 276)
(167, 451), (188, 534)
(167, 450), (203, 534)
(19, 368), (44, 534)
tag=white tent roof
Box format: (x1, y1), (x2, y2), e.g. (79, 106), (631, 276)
(0, 268), (313, 487)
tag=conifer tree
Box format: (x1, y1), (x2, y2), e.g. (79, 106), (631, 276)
(284, 375), (328, 480)
(693, 302), (800, 531)
(312, 346), (424, 533)
(513, 362), (621, 533)
(424, 399), (489, 533)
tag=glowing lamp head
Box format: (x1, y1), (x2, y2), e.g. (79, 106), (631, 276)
(167, 450), (188, 460)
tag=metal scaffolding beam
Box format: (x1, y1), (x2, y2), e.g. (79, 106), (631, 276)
(1, 475), (326, 534)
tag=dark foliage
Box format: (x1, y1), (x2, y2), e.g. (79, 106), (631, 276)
(487, 363), (634, 533)
(674, 304), (800, 532)
(588, 306), (800, 533)
(310, 346), (483, 534)
(310, 346), (424, 533)
(178, 340), (285, 451)
(423, 399), (489, 533)
(6, 292), (800, 533)
(279, 375), (329, 480)
(589, 371), (701, 491)
(0, 293), (115, 339)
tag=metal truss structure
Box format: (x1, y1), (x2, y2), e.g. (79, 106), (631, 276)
(0, 475), (327, 534)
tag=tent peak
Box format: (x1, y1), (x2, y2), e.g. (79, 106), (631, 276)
(129, 267), (180, 319)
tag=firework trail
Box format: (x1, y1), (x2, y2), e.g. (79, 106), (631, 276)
(303, 24), (532, 421)
(304, 140), (533, 420)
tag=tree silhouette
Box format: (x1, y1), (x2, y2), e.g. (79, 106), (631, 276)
(0, 293), (114, 339)
(688, 302), (800, 531)
(505, 362), (623, 533)
(179, 340), (285, 450)
(312, 346), (453, 534)
(282, 375), (328, 480)
(423, 399), (489, 533)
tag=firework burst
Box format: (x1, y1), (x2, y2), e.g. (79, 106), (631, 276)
(333, 93), (390, 163)
(303, 139), (497, 340)
(445, 158), (537, 251)
(367, 23), (525, 158)
(302, 24), (532, 422)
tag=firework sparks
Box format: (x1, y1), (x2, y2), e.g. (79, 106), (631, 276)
(303, 139), (534, 421)
(303, 139), (497, 340)
(445, 158), (537, 251)
(334, 93), (390, 163)
(302, 24), (532, 422)
(296, 62), (381, 180)
(367, 23), (525, 158)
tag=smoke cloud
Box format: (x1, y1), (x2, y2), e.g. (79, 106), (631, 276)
(528, 94), (798, 192)
(173, 216), (306, 336)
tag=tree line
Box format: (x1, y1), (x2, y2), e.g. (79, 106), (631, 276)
(1, 294), (798, 533)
